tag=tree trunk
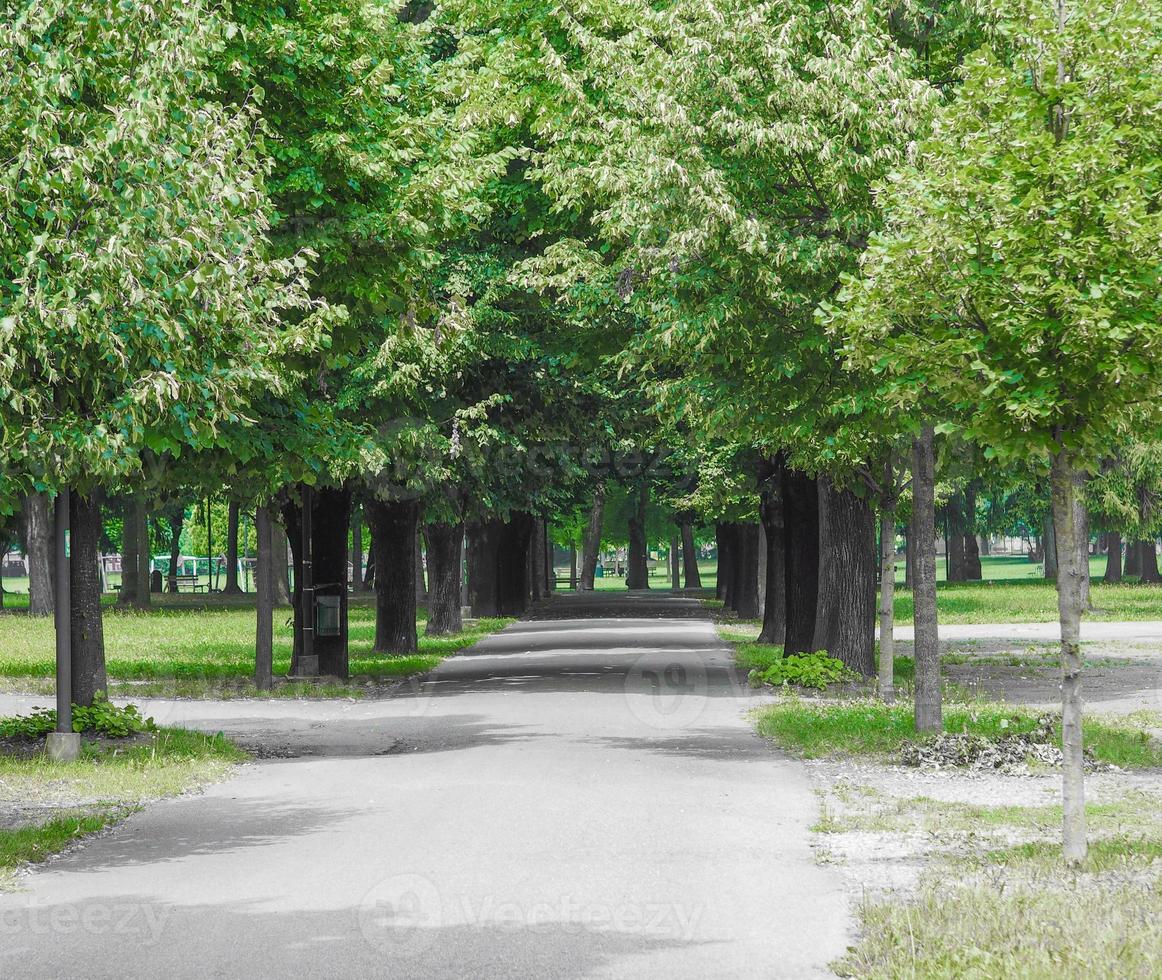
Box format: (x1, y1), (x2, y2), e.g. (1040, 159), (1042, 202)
(25, 492), (54, 615)
(425, 522), (464, 635)
(579, 486), (605, 592)
(133, 497), (151, 605)
(1050, 445), (1088, 865)
(529, 520), (547, 600)
(946, 502), (967, 582)
(350, 506), (363, 590)
(223, 500), (243, 594)
(70, 492), (107, 707)
(903, 529), (914, 589)
(911, 425), (941, 733)
(879, 468), (898, 703)
(1103, 531), (1122, 584)
(1043, 513), (1059, 581)
(680, 522), (701, 589)
(570, 543), (578, 590)
(963, 486), (983, 579)
(273, 521), (291, 604)
(716, 523), (730, 604)
(367, 498), (418, 654)
(814, 478), (876, 676)
(1139, 540), (1161, 583)
(467, 520), (502, 616)
(782, 468), (820, 655)
(362, 537), (375, 591)
(670, 535), (681, 590)
(118, 501), (138, 607)
(734, 523), (761, 618)
(255, 505), (274, 691)
(757, 462), (786, 645)
(166, 512), (183, 593)
(626, 483), (650, 590)
(497, 514), (535, 615)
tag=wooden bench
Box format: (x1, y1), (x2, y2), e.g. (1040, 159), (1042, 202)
(171, 574), (206, 593)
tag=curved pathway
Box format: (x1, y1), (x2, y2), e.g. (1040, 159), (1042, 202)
(0, 593), (849, 979)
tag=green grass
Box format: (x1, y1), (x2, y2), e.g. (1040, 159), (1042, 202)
(0, 602), (512, 697)
(0, 727), (245, 888)
(754, 699), (1162, 767)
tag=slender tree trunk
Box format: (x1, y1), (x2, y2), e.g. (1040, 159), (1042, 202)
(904, 529), (914, 589)
(579, 486), (605, 592)
(133, 497), (151, 605)
(1139, 540), (1161, 584)
(1043, 513), (1059, 581)
(946, 498), (967, 582)
(964, 486), (982, 579)
(626, 483), (650, 590)
(569, 543), (578, 590)
(415, 529), (428, 603)
(350, 506), (362, 590)
(529, 520), (547, 599)
(118, 501), (138, 606)
(366, 498), (418, 653)
(362, 538), (375, 591)
(757, 463), (786, 645)
(166, 512), (183, 593)
(273, 521), (291, 604)
(425, 522), (464, 635)
(814, 478), (876, 676)
(734, 523), (761, 618)
(912, 425), (941, 732)
(70, 492), (107, 707)
(879, 457), (898, 703)
(670, 535), (681, 590)
(680, 522), (701, 589)
(756, 522), (767, 619)
(1051, 444), (1088, 865)
(1103, 531), (1122, 584)
(223, 500), (243, 594)
(255, 505), (274, 691)
(782, 468), (820, 654)
(715, 523), (730, 604)
(25, 492), (54, 615)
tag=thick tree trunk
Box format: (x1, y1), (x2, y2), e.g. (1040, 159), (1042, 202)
(545, 522), (555, 592)
(166, 512), (183, 593)
(367, 498), (418, 654)
(1138, 540), (1161, 583)
(529, 520), (547, 600)
(911, 425), (941, 732)
(757, 463), (786, 646)
(879, 471), (898, 703)
(425, 522), (463, 635)
(70, 492), (107, 707)
(364, 502), (420, 655)
(133, 497), (151, 605)
(1103, 532), (1122, 584)
(963, 486), (983, 579)
(223, 500), (243, 594)
(1051, 445), (1088, 865)
(25, 492), (54, 615)
(626, 484), (650, 590)
(118, 501), (138, 607)
(680, 522), (701, 589)
(467, 521), (502, 616)
(734, 523), (761, 618)
(579, 487), (605, 592)
(904, 530), (914, 589)
(1124, 538), (1141, 578)
(715, 523), (730, 604)
(814, 478), (876, 676)
(362, 538), (375, 591)
(497, 514), (535, 615)
(273, 521), (291, 604)
(255, 505), (274, 691)
(1043, 513), (1059, 581)
(782, 468), (820, 655)
(350, 506), (362, 590)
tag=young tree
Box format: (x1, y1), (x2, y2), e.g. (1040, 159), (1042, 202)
(834, 0), (1162, 862)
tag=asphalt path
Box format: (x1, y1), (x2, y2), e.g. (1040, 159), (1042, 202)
(0, 592), (850, 979)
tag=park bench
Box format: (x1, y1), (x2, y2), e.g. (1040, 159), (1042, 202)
(171, 574), (206, 593)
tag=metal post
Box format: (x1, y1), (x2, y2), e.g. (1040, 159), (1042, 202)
(298, 486), (317, 676)
(47, 489), (79, 761)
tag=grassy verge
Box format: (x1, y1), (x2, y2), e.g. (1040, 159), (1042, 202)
(0, 728), (244, 888)
(0, 605), (512, 698)
(754, 699), (1162, 768)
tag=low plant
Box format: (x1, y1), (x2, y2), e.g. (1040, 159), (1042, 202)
(0, 695), (156, 740)
(749, 651), (855, 691)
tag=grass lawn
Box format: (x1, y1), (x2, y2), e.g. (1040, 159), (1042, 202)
(0, 599), (512, 698)
(0, 727), (244, 889)
(754, 699), (1162, 768)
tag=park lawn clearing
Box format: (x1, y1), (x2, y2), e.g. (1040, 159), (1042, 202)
(754, 698), (1162, 769)
(0, 727), (245, 889)
(0, 604), (513, 698)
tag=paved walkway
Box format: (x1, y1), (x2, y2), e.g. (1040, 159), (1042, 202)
(0, 593), (849, 979)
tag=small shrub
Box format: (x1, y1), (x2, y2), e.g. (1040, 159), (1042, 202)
(0, 696), (156, 740)
(749, 651), (854, 691)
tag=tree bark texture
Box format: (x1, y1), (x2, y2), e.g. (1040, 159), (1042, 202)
(425, 522), (464, 635)
(626, 483), (650, 590)
(255, 505), (274, 691)
(1103, 532), (1122, 584)
(133, 497), (151, 605)
(879, 480), (898, 703)
(273, 521), (292, 604)
(716, 523), (731, 605)
(911, 425), (941, 732)
(814, 478), (876, 676)
(579, 486), (605, 592)
(467, 521), (502, 616)
(350, 506), (363, 589)
(166, 512), (183, 593)
(782, 468), (820, 655)
(25, 492), (54, 615)
(1124, 539), (1141, 578)
(1043, 513), (1059, 581)
(223, 500), (242, 594)
(680, 522), (701, 589)
(367, 498), (418, 655)
(757, 464), (786, 646)
(670, 535), (681, 590)
(70, 492), (107, 707)
(1139, 540), (1161, 583)
(118, 501), (138, 607)
(734, 523), (761, 619)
